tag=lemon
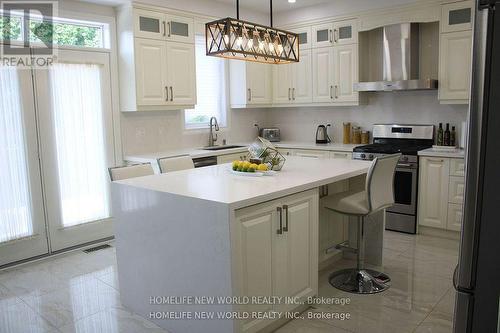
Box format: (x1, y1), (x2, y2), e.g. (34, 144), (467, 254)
(232, 160), (240, 168)
(250, 163), (259, 170)
(238, 161), (246, 168)
(258, 164), (268, 171)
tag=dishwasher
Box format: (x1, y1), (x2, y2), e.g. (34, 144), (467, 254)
(192, 156), (218, 168)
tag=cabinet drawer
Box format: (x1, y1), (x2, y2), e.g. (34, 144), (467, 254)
(450, 158), (465, 177)
(294, 149), (330, 159)
(278, 149), (294, 157)
(447, 203), (463, 231)
(330, 151), (352, 159)
(217, 152), (248, 164)
(449, 176), (465, 204)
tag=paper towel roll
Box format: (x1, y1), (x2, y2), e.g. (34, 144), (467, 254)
(460, 121), (468, 149)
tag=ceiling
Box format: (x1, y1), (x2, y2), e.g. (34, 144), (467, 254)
(214, 0), (333, 13)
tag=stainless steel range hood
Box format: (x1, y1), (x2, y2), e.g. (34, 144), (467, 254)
(355, 23), (438, 92)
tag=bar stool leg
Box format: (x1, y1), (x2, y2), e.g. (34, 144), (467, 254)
(328, 215), (391, 294)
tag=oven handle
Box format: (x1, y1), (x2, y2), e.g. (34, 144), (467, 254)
(397, 163), (417, 169)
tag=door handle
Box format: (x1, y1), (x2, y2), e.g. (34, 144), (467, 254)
(283, 205), (289, 232)
(329, 29), (333, 43)
(162, 21), (166, 37)
(334, 29), (339, 43)
(165, 86), (169, 101)
(248, 88), (252, 102)
(292, 88), (296, 100)
(170, 86), (173, 101)
(277, 207), (283, 234)
(330, 85), (333, 99)
(288, 88), (291, 100)
(167, 21), (171, 37)
(335, 85), (339, 99)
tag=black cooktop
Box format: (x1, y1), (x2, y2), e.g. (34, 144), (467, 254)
(354, 139), (433, 155)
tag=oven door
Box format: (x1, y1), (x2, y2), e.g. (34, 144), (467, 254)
(388, 165), (417, 215)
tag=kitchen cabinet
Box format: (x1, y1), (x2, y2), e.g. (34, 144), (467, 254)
(418, 157), (450, 229)
(233, 189), (318, 332)
(293, 26), (312, 50)
(134, 9), (194, 43)
(312, 45), (358, 104)
(117, 5), (197, 111)
(311, 19), (357, 48)
(418, 157), (465, 232)
(330, 151), (352, 159)
(294, 149), (331, 159)
(438, 0), (473, 104)
(230, 61), (273, 108)
(272, 49), (312, 104)
(438, 30), (472, 103)
(217, 152), (248, 164)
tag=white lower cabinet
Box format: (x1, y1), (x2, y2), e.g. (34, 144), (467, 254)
(233, 189), (318, 332)
(293, 149), (330, 159)
(418, 157), (465, 232)
(330, 151), (352, 159)
(217, 152), (248, 164)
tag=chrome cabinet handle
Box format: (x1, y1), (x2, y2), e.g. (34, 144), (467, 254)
(329, 29), (333, 43)
(170, 86), (173, 101)
(162, 21), (166, 37)
(292, 88), (296, 100)
(165, 86), (169, 101)
(277, 207), (283, 235)
(283, 205), (289, 232)
(167, 22), (171, 37)
(335, 85), (339, 99)
(288, 88), (291, 100)
(330, 85), (333, 99)
(334, 29), (339, 43)
(247, 88), (252, 102)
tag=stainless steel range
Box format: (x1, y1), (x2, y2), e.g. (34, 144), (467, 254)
(353, 124), (434, 234)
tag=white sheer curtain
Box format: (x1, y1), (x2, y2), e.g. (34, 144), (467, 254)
(49, 63), (110, 227)
(0, 67), (34, 243)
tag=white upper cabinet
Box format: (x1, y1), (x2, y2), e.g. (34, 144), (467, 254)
(293, 26), (312, 50)
(134, 38), (169, 106)
(312, 19), (357, 48)
(118, 6), (197, 111)
(312, 47), (335, 103)
(441, 1), (474, 33)
(166, 42), (196, 105)
(134, 9), (194, 43)
(333, 19), (358, 45)
(334, 44), (358, 102)
(230, 60), (273, 107)
(272, 49), (313, 105)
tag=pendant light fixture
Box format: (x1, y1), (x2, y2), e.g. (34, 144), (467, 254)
(205, 0), (299, 64)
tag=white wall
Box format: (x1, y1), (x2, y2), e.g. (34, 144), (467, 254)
(267, 92), (468, 143)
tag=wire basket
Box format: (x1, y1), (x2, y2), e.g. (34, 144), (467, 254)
(248, 137), (286, 171)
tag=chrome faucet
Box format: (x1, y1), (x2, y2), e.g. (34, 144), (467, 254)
(208, 117), (219, 147)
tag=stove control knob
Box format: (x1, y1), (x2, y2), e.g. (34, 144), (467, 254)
(360, 153), (366, 159)
(402, 156), (409, 162)
(369, 154), (374, 160)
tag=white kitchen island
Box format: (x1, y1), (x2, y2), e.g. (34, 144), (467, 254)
(111, 157), (373, 333)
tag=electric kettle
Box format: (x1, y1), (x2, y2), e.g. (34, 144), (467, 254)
(316, 124), (332, 144)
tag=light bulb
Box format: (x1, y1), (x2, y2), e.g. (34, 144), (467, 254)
(236, 36), (243, 47)
(224, 35), (229, 44)
(247, 39), (253, 49)
(277, 44), (284, 54)
(269, 43), (274, 52)
(259, 41), (264, 50)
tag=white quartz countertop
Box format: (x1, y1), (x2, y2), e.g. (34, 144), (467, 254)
(418, 147), (465, 158)
(124, 141), (361, 162)
(115, 156), (371, 209)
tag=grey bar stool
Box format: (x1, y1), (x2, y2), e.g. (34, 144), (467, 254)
(323, 153), (400, 294)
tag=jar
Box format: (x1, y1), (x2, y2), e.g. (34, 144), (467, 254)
(352, 127), (361, 144)
(361, 131), (370, 144)
(343, 123), (351, 144)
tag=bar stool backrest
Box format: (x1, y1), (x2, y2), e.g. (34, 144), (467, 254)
(157, 155), (195, 173)
(108, 163), (154, 181)
(365, 154), (401, 213)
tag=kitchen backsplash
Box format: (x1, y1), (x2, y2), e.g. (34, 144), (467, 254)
(267, 91), (468, 144)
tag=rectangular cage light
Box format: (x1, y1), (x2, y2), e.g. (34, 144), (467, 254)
(205, 17), (299, 64)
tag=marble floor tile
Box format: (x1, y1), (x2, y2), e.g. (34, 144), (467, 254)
(95, 270), (119, 291)
(23, 278), (121, 329)
(433, 288), (456, 316)
(58, 307), (169, 333)
(413, 310), (453, 333)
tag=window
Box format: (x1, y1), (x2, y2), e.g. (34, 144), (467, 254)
(0, 14), (106, 48)
(185, 34), (227, 129)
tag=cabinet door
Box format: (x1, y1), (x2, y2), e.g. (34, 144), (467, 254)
(312, 47), (334, 103)
(330, 151), (352, 159)
(312, 23), (334, 48)
(273, 64), (293, 104)
(333, 19), (358, 45)
(450, 158), (466, 177)
(292, 49), (313, 103)
(418, 157), (450, 229)
(166, 42), (196, 105)
(134, 38), (168, 106)
(449, 176), (465, 204)
(165, 15), (194, 43)
(274, 191), (318, 313)
(447, 203), (463, 231)
(439, 31), (472, 102)
(277, 149), (294, 157)
(247, 62), (272, 104)
(334, 44), (358, 103)
(234, 205), (276, 333)
(441, 1), (473, 33)
(217, 152), (248, 164)
(294, 26), (312, 50)
(134, 9), (166, 40)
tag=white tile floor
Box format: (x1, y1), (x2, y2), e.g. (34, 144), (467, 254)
(0, 231), (458, 333)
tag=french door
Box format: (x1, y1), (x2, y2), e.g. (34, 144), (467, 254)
(35, 50), (115, 251)
(0, 49), (115, 264)
(0, 66), (49, 266)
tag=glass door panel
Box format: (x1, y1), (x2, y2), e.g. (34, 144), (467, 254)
(0, 66), (48, 266)
(36, 50), (114, 251)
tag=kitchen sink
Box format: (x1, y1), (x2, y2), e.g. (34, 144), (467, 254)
(201, 145), (246, 151)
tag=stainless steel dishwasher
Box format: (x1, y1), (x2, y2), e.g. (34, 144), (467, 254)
(192, 156), (218, 168)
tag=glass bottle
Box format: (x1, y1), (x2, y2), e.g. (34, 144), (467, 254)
(437, 123), (444, 146)
(444, 123), (451, 146)
(450, 126), (456, 147)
